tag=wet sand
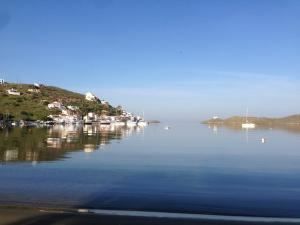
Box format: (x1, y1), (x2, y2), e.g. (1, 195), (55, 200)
(0, 207), (299, 225)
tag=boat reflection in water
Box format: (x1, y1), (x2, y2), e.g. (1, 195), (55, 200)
(0, 124), (142, 163)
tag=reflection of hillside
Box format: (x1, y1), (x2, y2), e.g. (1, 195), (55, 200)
(208, 123), (300, 135)
(0, 125), (141, 162)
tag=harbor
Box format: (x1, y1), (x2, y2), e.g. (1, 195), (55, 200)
(0, 81), (150, 128)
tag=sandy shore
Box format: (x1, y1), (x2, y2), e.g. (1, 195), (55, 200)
(0, 206), (299, 225)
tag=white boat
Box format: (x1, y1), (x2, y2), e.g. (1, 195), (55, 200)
(137, 111), (148, 126)
(164, 126), (171, 130)
(126, 121), (137, 126)
(242, 123), (256, 129)
(99, 120), (111, 125)
(114, 121), (126, 126)
(242, 108), (256, 129)
(137, 120), (148, 126)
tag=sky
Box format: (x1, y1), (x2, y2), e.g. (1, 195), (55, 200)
(0, 0), (299, 121)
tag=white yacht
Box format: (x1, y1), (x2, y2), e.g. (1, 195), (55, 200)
(99, 119), (111, 125)
(126, 120), (137, 126)
(114, 121), (126, 126)
(137, 120), (148, 126)
(242, 108), (256, 129)
(137, 111), (148, 126)
(242, 123), (256, 129)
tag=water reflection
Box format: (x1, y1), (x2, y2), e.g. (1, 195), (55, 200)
(208, 123), (300, 135)
(1, 123), (300, 217)
(0, 125), (141, 163)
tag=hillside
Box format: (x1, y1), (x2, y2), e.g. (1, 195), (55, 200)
(203, 115), (300, 126)
(0, 83), (118, 121)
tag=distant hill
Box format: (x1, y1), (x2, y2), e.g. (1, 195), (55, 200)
(0, 83), (118, 121)
(203, 115), (300, 126)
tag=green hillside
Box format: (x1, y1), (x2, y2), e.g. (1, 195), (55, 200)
(0, 83), (119, 121)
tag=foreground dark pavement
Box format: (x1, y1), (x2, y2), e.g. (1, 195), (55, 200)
(1, 208), (300, 225)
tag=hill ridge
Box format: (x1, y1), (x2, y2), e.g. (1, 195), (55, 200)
(0, 82), (118, 121)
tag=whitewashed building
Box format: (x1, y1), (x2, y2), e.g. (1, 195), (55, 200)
(0, 79), (4, 85)
(67, 105), (79, 111)
(48, 114), (81, 124)
(83, 112), (98, 123)
(34, 83), (40, 88)
(28, 83), (41, 93)
(6, 88), (20, 96)
(101, 100), (108, 105)
(28, 88), (40, 93)
(85, 92), (99, 102)
(48, 101), (64, 110)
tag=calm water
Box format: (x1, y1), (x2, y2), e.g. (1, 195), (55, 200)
(1, 123), (300, 218)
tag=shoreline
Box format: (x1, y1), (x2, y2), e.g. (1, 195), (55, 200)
(1, 205), (300, 225)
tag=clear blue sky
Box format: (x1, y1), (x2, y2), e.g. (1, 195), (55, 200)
(0, 0), (299, 121)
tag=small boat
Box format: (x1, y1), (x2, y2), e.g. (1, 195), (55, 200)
(114, 121), (126, 126)
(137, 120), (148, 126)
(45, 121), (55, 125)
(137, 111), (148, 126)
(164, 126), (171, 130)
(100, 120), (111, 125)
(242, 108), (256, 129)
(126, 121), (137, 126)
(242, 123), (256, 129)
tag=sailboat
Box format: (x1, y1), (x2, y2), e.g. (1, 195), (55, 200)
(242, 108), (256, 129)
(137, 120), (148, 126)
(137, 111), (148, 126)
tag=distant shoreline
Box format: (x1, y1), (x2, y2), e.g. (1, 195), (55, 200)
(147, 120), (160, 124)
(202, 114), (300, 126)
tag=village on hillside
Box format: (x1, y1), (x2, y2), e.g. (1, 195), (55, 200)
(0, 79), (148, 127)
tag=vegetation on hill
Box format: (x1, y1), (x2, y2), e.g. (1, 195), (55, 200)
(0, 83), (120, 121)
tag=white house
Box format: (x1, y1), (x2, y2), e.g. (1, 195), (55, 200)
(7, 88), (20, 96)
(67, 105), (79, 111)
(48, 114), (81, 124)
(83, 112), (98, 123)
(85, 92), (99, 102)
(28, 83), (41, 93)
(34, 83), (40, 88)
(101, 100), (108, 105)
(28, 88), (40, 93)
(61, 109), (71, 116)
(48, 101), (64, 110)
(0, 79), (4, 85)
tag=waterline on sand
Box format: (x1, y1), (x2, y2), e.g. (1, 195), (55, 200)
(89, 209), (300, 223)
